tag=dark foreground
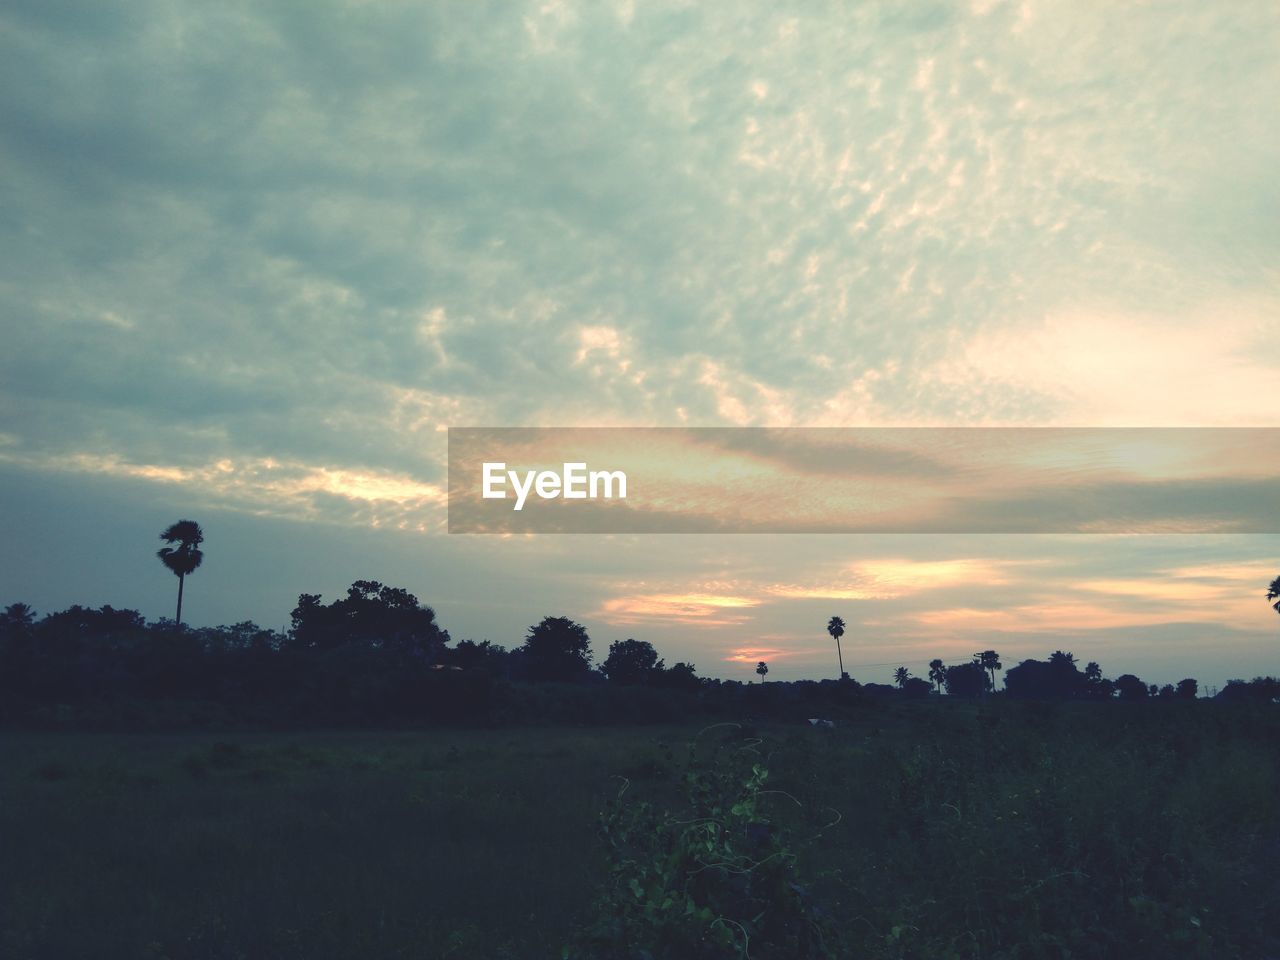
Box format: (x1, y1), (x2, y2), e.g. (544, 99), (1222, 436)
(2, 700), (1277, 959)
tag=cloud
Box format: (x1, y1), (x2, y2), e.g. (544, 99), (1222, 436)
(597, 592), (761, 627)
(0, 1), (1277, 689)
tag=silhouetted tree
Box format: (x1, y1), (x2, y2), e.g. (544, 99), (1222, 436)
(289, 581), (449, 659)
(1084, 661), (1102, 683)
(2, 602), (35, 630)
(1114, 674), (1148, 701)
(1005, 657), (1086, 699)
(1218, 676), (1280, 701)
(521, 616), (593, 681)
(659, 661), (702, 692)
(974, 650), (1002, 691)
(945, 661), (989, 698)
(0, 603), (38, 698)
(894, 666), (910, 688)
(1267, 575), (1280, 616)
(827, 616), (847, 679)
(450, 638), (509, 675)
(902, 676), (933, 699)
(157, 520), (204, 626)
(601, 638), (664, 685)
(928, 658), (946, 693)
(756, 661), (768, 682)
(1176, 678), (1198, 699)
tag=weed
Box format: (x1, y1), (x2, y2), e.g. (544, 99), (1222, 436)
(567, 726), (845, 959)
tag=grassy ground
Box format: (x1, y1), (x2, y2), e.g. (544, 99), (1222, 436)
(2, 701), (1277, 959)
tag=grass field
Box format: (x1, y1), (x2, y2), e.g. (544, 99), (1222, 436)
(2, 701), (1278, 959)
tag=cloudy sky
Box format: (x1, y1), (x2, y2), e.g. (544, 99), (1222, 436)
(1, 1), (1277, 690)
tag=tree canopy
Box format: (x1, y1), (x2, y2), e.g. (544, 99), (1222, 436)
(520, 615), (593, 681)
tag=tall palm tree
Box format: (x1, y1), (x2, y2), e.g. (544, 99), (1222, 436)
(894, 666), (910, 688)
(756, 661), (768, 682)
(827, 616), (847, 679)
(928, 658), (946, 693)
(974, 650), (1002, 691)
(1268, 575), (1280, 616)
(157, 520), (204, 627)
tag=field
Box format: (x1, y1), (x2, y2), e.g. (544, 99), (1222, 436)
(2, 700), (1278, 959)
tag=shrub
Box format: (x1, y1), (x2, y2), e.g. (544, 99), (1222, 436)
(566, 726), (845, 960)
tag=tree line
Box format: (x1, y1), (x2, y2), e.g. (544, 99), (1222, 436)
(0, 518), (1275, 728)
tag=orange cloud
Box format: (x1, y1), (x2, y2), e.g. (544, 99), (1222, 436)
(910, 595), (1261, 634)
(724, 646), (800, 663)
(1073, 578), (1231, 603)
(598, 592), (761, 626)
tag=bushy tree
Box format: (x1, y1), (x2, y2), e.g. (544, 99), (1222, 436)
(658, 661), (703, 692)
(902, 676), (933, 699)
(601, 638), (664, 685)
(521, 615), (593, 681)
(449, 638), (509, 675)
(1005, 655), (1086, 699)
(1176, 678), (1198, 699)
(944, 661), (989, 698)
(1114, 674), (1148, 701)
(1218, 676), (1280, 701)
(289, 581), (450, 660)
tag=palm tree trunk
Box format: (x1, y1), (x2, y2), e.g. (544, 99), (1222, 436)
(176, 573), (185, 627)
(836, 637), (845, 678)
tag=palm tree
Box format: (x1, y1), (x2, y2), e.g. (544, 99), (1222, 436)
(2, 602), (36, 629)
(756, 661), (768, 682)
(974, 650), (1002, 691)
(157, 520), (204, 627)
(827, 616), (847, 679)
(928, 658), (946, 693)
(1268, 575), (1280, 616)
(894, 666), (910, 688)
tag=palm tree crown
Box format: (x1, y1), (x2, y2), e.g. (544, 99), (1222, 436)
(1268, 575), (1280, 615)
(158, 520), (204, 626)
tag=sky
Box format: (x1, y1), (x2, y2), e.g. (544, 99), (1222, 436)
(1, 0), (1277, 691)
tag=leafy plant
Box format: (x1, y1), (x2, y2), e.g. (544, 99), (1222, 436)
(566, 726), (844, 960)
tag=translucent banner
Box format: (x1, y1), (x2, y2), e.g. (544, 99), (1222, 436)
(447, 427), (1280, 534)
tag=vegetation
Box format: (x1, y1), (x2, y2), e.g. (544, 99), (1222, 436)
(826, 616), (846, 679)
(156, 520), (204, 627)
(3, 704), (1278, 959)
(2, 567), (1279, 957)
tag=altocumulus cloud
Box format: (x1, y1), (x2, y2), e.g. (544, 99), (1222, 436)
(0, 1), (1277, 684)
